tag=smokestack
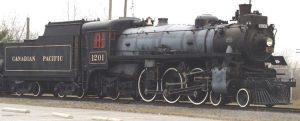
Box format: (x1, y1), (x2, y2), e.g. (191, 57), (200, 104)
(109, 0), (112, 20)
(26, 17), (30, 40)
(239, 4), (252, 17)
(124, 0), (127, 17)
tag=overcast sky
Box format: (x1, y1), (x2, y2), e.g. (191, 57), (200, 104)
(1, 0), (300, 60)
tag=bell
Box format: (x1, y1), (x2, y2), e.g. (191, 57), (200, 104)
(226, 45), (233, 54)
(146, 17), (153, 26)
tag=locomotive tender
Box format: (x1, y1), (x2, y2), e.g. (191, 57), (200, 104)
(0, 3), (296, 107)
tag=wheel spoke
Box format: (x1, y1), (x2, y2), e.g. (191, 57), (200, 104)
(210, 90), (223, 106)
(111, 91), (120, 100)
(187, 68), (209, 105)
(55, 82), (66, 98)
(32, 82), (42, 97)
(96, 81), (104, 99)
(161, 68), (183, 104)
(110, 77), (120, 101)
(15, 90), (23, 96)
(77, 88), (85, 99)
(236, 88), (250, 107)
(188, 90), (209, 105)
(15, 83), (24, 96)
(138, 69), (158, 102)
(92, 72), (104, 99)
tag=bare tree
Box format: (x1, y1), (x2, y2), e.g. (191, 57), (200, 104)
(0, 17), (38, 43)
(275, 49), (300, 100)
(0, 28), (8, 41)
(66, 0), (79, 21)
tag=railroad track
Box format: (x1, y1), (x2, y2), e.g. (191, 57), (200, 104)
(1, 94), (300, 114)
(245, 106), (300, 114)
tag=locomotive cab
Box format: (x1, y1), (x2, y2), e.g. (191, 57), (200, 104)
(82, 17), (140, 70)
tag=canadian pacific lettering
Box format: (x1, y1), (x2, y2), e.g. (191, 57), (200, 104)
(11, 56), (64, 62)
(42, 56), (63, 61)
(12, 56), (36, 62)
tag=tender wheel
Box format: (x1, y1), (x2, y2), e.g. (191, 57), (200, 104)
(210, 90), (224, 106)
(15, 83), (24, 96)
(161, 68), (184, 103)
(111, 91), (120, 100)
(187, 68), (209, 105)
(76, 88), (85, 99)
(54, 82), (66, 98)
(236, 88), (251, 108)
(53, 92), (58, 97)
(266, 104), (274, 108)
(15, 89), (24, 96)
(57, 92), (66, 98)
(138, 69), (159, 102)
(32, 82), (42, 97)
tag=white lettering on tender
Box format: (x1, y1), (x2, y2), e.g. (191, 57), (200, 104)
(42, 56), (64, 61)
(12, 56), (36, 62)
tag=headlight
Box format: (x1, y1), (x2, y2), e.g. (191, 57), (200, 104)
(266, 37), (273, 46)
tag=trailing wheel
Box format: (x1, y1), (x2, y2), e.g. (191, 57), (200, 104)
(187, 68), (209, 105)
(14, 82), (24, 96)
(236, 88), (251, 107)
(93, 73), (104, 99)
(32, 82), (42, 97)
(96, 85), (104, 99)
(161, 68), (184, 103)
(138, 69), (159, 102)
(210, 90), (224, 106)
(110, 78), (120, 101)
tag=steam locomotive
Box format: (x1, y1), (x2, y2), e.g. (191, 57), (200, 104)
(0, 3), (296, 107)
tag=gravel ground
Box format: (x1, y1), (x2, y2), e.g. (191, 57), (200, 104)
(0, 95), (300, 121)
(1, 103), (216, 121)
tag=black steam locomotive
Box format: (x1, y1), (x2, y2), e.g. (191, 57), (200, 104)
(0, 4), (296, 107)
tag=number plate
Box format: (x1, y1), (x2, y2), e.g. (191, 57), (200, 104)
(89, 51), (107, 64)
(258, 24), (268, 29)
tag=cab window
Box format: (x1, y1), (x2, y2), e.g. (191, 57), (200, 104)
(93, 32), (105, 49)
